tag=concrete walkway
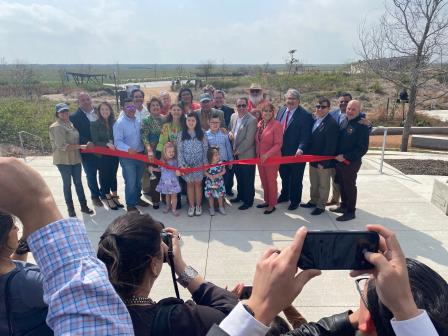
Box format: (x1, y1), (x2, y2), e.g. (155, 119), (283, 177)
(25, 151), (448, 322)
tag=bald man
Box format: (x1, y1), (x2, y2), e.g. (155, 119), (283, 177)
(331, 100), (369, 221)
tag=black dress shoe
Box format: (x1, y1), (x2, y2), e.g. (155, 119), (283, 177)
(264, 207), (276, 215)
(311, 208), (325, 216)
(137, 198), (150, 207)
(330, 206), (347, 213)
(287, 203), (299, 211)
(91, 197), (103, 207)
(300, 202), (316, 208)
(230, 198), (241, 203)
(256, 203), (269, 208)
(336, 212), (356, 221)
(238, 204), (251, 210)
(226, 191), (235, 197)
(277, 195), (289, 203)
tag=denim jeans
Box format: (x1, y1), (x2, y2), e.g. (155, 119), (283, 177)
(56, 164), (87, 206)
(81, 154), (103, 199)
(120, 158), (145, 207)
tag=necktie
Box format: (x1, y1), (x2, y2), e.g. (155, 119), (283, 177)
(283, 110), (290, 133)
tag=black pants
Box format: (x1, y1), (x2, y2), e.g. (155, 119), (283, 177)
(234, 164), (255, 206)
(97, 155), (119, 194)
(81, 154), (103, 198)
(279, 162), (306, 206)
(335, 160), (362, 213)
(224, 164), (234, 194)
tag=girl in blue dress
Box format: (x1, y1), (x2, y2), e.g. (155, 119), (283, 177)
(204, 146), (226, 216)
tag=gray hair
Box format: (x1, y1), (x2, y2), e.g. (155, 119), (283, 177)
(285, 89), (300, 100)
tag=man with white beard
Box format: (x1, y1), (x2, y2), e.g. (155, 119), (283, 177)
(247, 83), (267, 112)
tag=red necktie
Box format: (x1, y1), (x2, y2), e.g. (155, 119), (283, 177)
(283, 110), (290, 133)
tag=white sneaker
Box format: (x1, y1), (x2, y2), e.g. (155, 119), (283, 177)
(195, 205), (202, 216)
(218, 207), (226, 215)
(209, 208), (215, 216)
(188, 206), (195, 217)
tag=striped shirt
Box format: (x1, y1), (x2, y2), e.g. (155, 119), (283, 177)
(27, 218), (134, 335)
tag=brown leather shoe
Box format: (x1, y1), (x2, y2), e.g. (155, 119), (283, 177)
(91, 197), (103, 207)
(326, 200), (338, 206)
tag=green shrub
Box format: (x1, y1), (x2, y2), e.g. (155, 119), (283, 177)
(0, 98), (55, 150)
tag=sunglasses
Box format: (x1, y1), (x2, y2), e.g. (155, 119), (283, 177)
(315, 105), (329, 110)
(237, 104), (247, 108)
(125, 105), (136, 110)
(339, 101), (349, 104)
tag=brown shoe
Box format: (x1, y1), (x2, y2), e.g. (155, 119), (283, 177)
(326, 200), (338, 206)
(91, 197), (103, 207)
(137, 198), (150, 207)
(127, 206), (140, 213)
(112, 195), (124, 208)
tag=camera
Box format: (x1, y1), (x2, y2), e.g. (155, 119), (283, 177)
(161, 231), (173, 263)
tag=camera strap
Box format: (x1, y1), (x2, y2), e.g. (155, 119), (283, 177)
(167, 250), (180, 299)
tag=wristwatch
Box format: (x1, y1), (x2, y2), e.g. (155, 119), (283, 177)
(176, 265), (199, 288)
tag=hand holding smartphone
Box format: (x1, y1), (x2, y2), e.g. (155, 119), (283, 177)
(298, 231), (379, 270)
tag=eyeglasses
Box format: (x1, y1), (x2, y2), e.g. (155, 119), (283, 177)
(125, 105), (136, 110)
(237, 104), (247, 108)
(355, 277), (370, 310)
(209, 121), (220, 124)
(315, 105), (330, 110)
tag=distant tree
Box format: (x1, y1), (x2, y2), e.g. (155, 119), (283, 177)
(176, 64), (185, 78)
(10, 61), (38, 98)
(286, 49), (299, 76)
(198, 60), (215, 82)
(359, 0), (448, 151)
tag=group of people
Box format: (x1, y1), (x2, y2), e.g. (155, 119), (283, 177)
(0, 157), (446, 336)
(48, 84), (370, 221)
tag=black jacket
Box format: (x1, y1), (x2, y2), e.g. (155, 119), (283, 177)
(219, 105), (235, 130)
(309, 114), (339, 169)
(276, 105), (313, 156)
(69, 107), (96, 161)
(129, 282), (238, 336)
(337, 115), (369, 163)
(205, 310), (356, 336)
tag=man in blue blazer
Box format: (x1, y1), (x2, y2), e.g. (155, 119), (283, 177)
(276, 89), (313, 210)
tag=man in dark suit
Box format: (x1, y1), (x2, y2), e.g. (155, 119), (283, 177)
(69, 92), (103, 207)
(301, 97), (339, 215)
(276, 89), (313, 210)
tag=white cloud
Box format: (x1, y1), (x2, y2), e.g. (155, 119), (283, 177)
(0, 0), (382, 64)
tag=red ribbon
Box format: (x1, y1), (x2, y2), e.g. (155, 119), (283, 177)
(81, 147), (347, 174)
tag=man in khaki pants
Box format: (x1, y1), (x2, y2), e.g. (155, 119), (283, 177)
(300, 97), (339, 215)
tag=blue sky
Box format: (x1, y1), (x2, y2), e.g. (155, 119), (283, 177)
(0, 0), (383, 64)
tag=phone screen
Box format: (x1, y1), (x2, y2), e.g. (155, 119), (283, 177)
(298, 231), (379, 270)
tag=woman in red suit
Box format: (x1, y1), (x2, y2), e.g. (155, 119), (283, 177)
(255, 103), (283, 214)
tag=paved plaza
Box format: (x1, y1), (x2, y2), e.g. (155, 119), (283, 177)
(26, 151), (448, 322)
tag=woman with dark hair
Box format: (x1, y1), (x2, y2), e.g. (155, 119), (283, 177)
(97, 213), (238, 336)
(156, 104), (185, 152)
(0, 212), (53, 336)
(141, 97), (166, 209)
(178, 88), (200, 114)
(90, 101), (123, 210)
(49, 103), (93, 217)
(177, 112), (209, 217)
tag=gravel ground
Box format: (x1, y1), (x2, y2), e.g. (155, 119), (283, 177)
(385, 159), (448, 175)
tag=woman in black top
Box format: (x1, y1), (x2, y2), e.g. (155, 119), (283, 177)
(90, 102), (123, 210)
(97, 213), (238, 336)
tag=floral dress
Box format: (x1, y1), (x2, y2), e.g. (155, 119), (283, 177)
(141, 114), (165, 151)
(156, 122), (182, 153)
(177, 131), (208, 183)
(156, 159), (181, 194)
(204, 164), (226, 198)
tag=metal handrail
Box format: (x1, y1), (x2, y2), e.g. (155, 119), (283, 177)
(18, 131), (45, 162)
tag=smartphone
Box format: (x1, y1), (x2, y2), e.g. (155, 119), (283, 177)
(240, 286), (253, 300)
(298, 231), (379, 270)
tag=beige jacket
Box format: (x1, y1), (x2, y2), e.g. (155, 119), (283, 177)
(228, 112), (257, 159)
(49, 119), (81, 165)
